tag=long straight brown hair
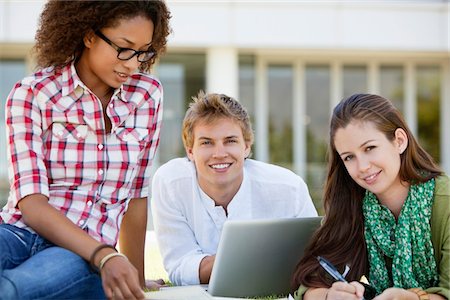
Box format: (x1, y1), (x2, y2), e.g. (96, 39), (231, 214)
(291, 93), (442, 293)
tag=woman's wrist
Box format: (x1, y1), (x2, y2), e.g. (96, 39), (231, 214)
(304, 287), (329, 300)
(89, 244), (117, 271)
(99, 252), (128, 270)
(407, 288), (430, 300)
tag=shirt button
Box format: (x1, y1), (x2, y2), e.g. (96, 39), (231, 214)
(87, 201), (93, 207)
(78, 220), (85, 226)
(98, 144), (104, 150)
(58, 131), (63, 136)
(98, 169), (104, 175)
(109, 103), (114, 108)
(76, 133), (82, 138)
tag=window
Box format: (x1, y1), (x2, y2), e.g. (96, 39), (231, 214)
(380, 66), (404, 112)
(238, 55), (256, 120)
(417, 66), (441, 163)
(238, 55), (256, 156)
(343, 65), (367, 98)
(0, 60), (26, 206)
(155, 53), (206, 165)
(267, 65), (294, 169)
(305, 65), (330, 212)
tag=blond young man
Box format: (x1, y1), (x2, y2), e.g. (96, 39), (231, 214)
(151, 91), (317, 286)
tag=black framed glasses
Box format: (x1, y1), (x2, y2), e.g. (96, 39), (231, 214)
(95, 30), (155, 63)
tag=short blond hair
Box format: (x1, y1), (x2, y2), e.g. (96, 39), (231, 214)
(182, 91), (254, 150)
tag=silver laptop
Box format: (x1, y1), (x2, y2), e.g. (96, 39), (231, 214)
(208, 217), (322, 298)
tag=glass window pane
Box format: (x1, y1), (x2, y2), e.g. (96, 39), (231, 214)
(0, 60), (27, 206)
(155, 53), (206, 164)
(343, 65), (367, 98)
(305, 65), (330, 213)
(417, 66), (441, 164)
(156, 64), (186, 163)
(238, 55), (255, 118)
(268, 65), (293, 169)
(380, 66), (404, 112)
(239, 55), (256, 157)
(0, 60), (26, 120)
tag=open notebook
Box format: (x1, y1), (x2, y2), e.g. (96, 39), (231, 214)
(145, 285), (289, 300)
(145, 285), (213, 300)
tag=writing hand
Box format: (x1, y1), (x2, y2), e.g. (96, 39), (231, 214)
(327, 281), (365, 300)
(101, 256), (145, 300)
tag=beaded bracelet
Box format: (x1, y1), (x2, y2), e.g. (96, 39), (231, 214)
(99, 252), (128, 271)
(408, 288), (430, 300)
(89, 244), (116, 271)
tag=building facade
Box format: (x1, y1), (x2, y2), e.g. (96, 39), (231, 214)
(1, 0), (449, 209)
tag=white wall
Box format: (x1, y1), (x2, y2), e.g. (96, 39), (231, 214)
(0, 1), (44, 42)
(168, 1), (449, 52)
(1, 1), (449, 54)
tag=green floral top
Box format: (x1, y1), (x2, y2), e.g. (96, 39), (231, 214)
(294, 175), (450, 299)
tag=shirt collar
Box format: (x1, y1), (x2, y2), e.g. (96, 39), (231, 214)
(57, 63), (147, 113)
(194, 161), (250, 219)
(48, 63), (83, 112)
(60, 62), (84, 97)
(57, 62), (131, 110)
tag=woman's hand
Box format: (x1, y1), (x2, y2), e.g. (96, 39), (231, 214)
(373, 287), (436, 300)
(305, 282), (365, 300)
(326, 281), (365, 300)
(145, 278), (167, 291)
(100, 255), (145, 300)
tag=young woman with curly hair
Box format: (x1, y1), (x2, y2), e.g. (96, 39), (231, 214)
(291, 94), (449, 300)
(0, 1), (171, 299)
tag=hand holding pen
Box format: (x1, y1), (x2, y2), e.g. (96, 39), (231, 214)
(317, 256), (368, 300)
(317, 256), (349, 283)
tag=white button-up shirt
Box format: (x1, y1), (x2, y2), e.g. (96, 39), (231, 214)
(151, 157), (318, 285)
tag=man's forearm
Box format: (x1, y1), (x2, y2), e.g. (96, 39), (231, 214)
(199, 255), (215, 284)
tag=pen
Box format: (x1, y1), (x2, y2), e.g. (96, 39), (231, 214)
(317, 256), (348, 283)
(317, 256), (367, 300)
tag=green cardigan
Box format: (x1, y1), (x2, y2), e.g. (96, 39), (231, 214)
(295, 174), (450, 299)
(426, 174), (450, 299)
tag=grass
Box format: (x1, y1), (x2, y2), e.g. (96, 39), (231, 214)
(144, 231), (169, 282)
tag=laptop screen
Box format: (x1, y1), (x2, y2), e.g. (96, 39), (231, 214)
(208, 217), (322, 298)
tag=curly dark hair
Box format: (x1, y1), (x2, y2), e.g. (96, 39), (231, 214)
(33, 0), (171, 72)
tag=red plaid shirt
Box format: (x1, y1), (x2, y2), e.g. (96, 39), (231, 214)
(1, 63), (163, 245)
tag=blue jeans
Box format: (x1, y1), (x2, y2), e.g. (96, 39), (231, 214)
(0, 224), (105, 299)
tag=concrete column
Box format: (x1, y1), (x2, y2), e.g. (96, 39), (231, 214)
(367, 61), (380, 94)
(255, 57), (269, 162)
(404, 62), (417, 136)
(206, 47), (238, 98)
(293, 61), (306, 178)
(330, 61), (342, 111)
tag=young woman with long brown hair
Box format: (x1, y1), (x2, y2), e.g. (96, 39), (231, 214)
(291, 94), (449, 300)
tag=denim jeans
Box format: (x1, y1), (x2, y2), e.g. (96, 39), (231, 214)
(0, 224), (105, 299)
